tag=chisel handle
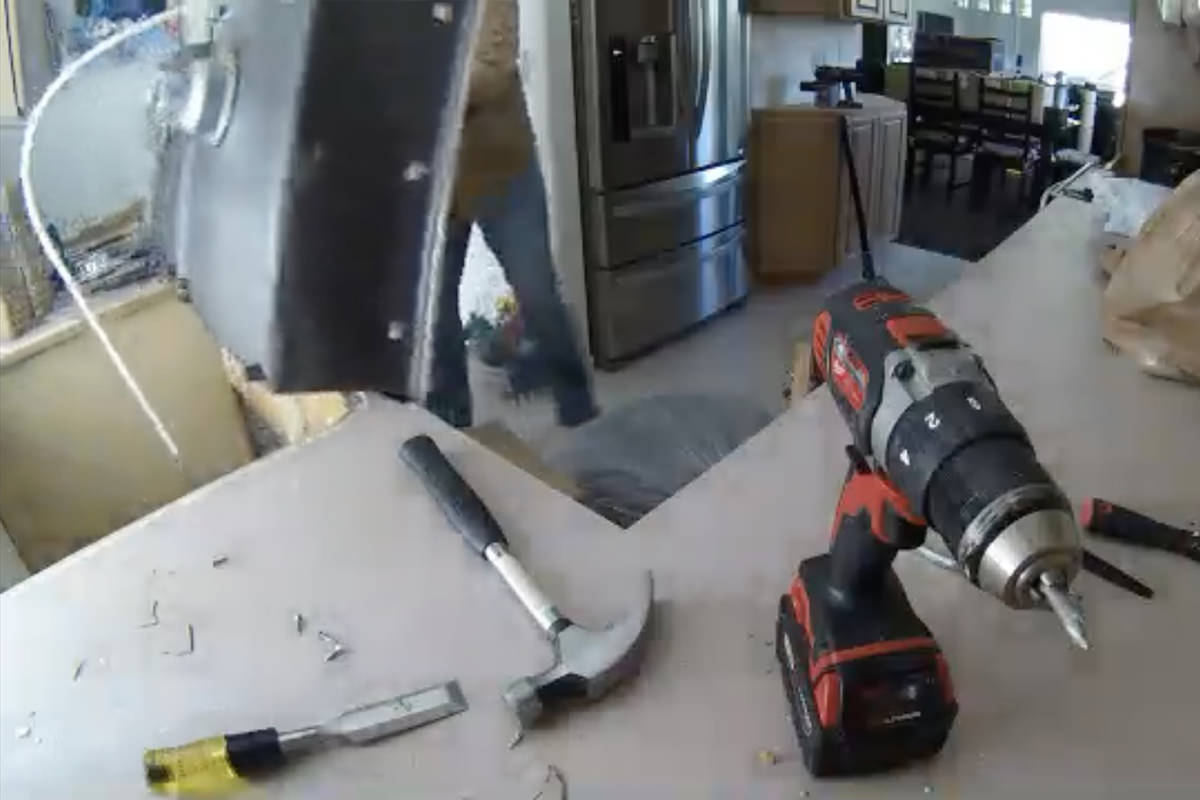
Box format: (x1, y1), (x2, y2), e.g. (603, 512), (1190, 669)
(400, 435), (508, 557)
(1081, 498), (1199, 563)
(144, 729), (284, 795)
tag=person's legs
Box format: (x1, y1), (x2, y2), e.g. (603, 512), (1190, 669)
(474, 159), (597, 426)
(424, 217), (474, 428)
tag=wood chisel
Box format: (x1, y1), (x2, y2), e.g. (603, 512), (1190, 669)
(1082, 498), (1200, 564)
(143, 681), (467, 796)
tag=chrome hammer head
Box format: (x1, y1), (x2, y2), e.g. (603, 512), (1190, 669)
(502, 571), (654, 729)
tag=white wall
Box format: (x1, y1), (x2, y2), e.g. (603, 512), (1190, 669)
(912, 0), (1133, 75)
(27, 59), (159, 227)
(1, 0), (161, 230)
(748, 14), (863, 107)
(1122, 0), (1200, 172)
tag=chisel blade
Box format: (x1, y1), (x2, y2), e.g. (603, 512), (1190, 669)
(1082, 549), (1154, 599)
(324, 681), (468, 745)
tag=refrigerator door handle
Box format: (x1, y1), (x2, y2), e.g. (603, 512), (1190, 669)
(609, 36), (631, 143)
(690, 0), (712, 134)
(609, 161), (744, 218)
(674, 0), (691, 125)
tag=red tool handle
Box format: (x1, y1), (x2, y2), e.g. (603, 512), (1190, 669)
(827, 452), (928, 604)
(1081, 498), (1199, 563)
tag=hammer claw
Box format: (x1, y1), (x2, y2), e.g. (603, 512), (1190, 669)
(504, 571), (654, 728)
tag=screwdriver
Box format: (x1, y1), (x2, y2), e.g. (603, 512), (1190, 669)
(144, 681), (467, 796)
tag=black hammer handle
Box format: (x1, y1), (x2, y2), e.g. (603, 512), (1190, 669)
(400, 435), (508, 557)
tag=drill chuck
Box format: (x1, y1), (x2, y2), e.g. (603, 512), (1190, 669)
(922, 438), (1081, 609)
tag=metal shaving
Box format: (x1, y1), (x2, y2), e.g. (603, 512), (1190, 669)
(15, 726), (31, 739)
(139, 600), (160, 628)
(529, 765), (565, 800)
(294, 612), (305, 635)
(163, 624), (195, 656)
(211, 555), (229, 567)
(72, 660), (86, 681)
(180, 624), (195, 655)
(317, 630), (346, 662)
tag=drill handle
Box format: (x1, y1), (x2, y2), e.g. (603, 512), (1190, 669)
(827, 469), (927, 606)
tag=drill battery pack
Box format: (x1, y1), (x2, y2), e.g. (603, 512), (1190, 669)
(775, 554), (958, 776)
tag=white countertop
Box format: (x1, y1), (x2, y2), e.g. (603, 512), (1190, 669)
(3, 199), (1199, 798)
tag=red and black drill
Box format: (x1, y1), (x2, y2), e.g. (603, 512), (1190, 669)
(775, 281), (1089, 776)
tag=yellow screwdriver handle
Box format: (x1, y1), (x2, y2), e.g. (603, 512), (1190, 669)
(144, 729), (284, 796)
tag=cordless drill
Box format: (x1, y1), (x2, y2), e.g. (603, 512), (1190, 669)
(776, 281), (1087, 777)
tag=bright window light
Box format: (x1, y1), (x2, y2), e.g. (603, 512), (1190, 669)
(996, 0), (1013, 13)
(954, 0), (970, 9)
(1020, 0), (1034, 18)
(1039, 11), (1130, 104)
(977, 0), (991, 10)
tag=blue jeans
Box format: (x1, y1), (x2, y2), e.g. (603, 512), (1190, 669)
(425, 161), (595, 428)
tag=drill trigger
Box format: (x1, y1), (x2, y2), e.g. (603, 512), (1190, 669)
(832, 470), (926, 549)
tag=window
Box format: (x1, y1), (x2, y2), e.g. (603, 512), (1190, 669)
(976, 0), (991, 10)
(954, 0), (970, 9)
(1039, 11), (1130, 103)
(996, 0), (1014, 13)
(1020, 0), (1034, 18)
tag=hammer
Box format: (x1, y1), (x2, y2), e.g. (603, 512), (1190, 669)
(400, 435), (654, 730)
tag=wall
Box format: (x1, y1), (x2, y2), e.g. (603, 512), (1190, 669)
(27, 59), (160, 226)
(1122, 0), (1200, 173)
(748, 14), (862, 107)
(0, 0), (161, 230)
(912, 0), (1132, 76)
(459, 0), (591, 352)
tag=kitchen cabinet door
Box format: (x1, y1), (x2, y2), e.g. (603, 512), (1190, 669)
(843, 0), (884, 20)
(872, 112), (907, 241)
(839, 114), (878, 261)
(748, 111), (842, 281)
(885, 0), (912, 25)
(747, 0), (840, 13)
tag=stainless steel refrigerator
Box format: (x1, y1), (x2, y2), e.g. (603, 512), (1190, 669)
(572, 0), (748, 366)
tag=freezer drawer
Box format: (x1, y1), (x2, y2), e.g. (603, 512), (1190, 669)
(589, 224), (747, 364)
(588, 160), (744, 268)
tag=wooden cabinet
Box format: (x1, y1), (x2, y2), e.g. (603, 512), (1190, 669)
(885, 0), (912, 25)
(748, 95), (907, 283)
(749, 0), (840, 13)
(747, 0), (911, 23)
(843, 0), (883, 21)
(838, 114), (878, 261)
(872, 110), (907, 243)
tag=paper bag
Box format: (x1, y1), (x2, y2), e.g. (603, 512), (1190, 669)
(1103, 170), (1200, 384)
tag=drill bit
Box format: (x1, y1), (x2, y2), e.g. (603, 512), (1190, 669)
(1038, 573), (1090, 650)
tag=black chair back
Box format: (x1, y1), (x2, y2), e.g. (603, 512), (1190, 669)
(978, 79), (1037, 162)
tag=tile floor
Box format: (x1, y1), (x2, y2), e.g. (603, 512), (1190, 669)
(470, 242), (970, 451)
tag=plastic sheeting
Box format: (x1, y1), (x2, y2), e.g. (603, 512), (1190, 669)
(546, 394), (773, 528)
